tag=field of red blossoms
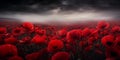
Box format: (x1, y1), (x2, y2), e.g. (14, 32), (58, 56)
(0, 20), (120, 60)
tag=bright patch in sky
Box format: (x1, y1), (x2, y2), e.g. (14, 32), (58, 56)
(0, 9), (119, 24)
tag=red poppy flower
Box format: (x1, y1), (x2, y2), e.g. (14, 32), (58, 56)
(49, 36), (59, 41)
(82, 28), (91, 37)
(37, 48), (49, 60)
(84, 45), (92, 52)
(0, 36), (4, 44)
(96, 21), (109, 29)
(35, 29), (46, 35)
(8, 56), (23, 60)
(114, 36), (120, 49)
(90, 28), (96, 31)
(66, 29), (82, 43)
(60, 38), (67, 43)
(51, 52), (70, 60)
(100, 29), (109, 35)
(31, 35), (47, 45)
(115, 35), (120, 41)
(5, 36), (18, 44)
(26, 48), (49, 60)
(26, 52), (39, 60)
(0, 27), (7, 35)
(47, 40), (64, 52)
(105, 47), (120, 58)
(88, 37), (96, 45)
(90, 29), (99, 39)
(58, 29), (67, 37)
(19, 36), (31, 44)
(0, 44), (18, 57)
(111, 26), (120, 33)
(45, 27), (57, 37)
(95, 44), (101, 49)
(12, 27), (25, 36)
(22, 22), (34, 32)
(101, 35), (114, 47)
(4, 33), (12, 38)
(35, 26), (41, 31)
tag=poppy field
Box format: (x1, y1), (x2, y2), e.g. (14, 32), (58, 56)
(0, 20), (120, 60)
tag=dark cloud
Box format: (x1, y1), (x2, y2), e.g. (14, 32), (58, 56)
(0, 0), (120, 13)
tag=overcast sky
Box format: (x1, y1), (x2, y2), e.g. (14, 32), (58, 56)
(0, 0), (120, 24)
